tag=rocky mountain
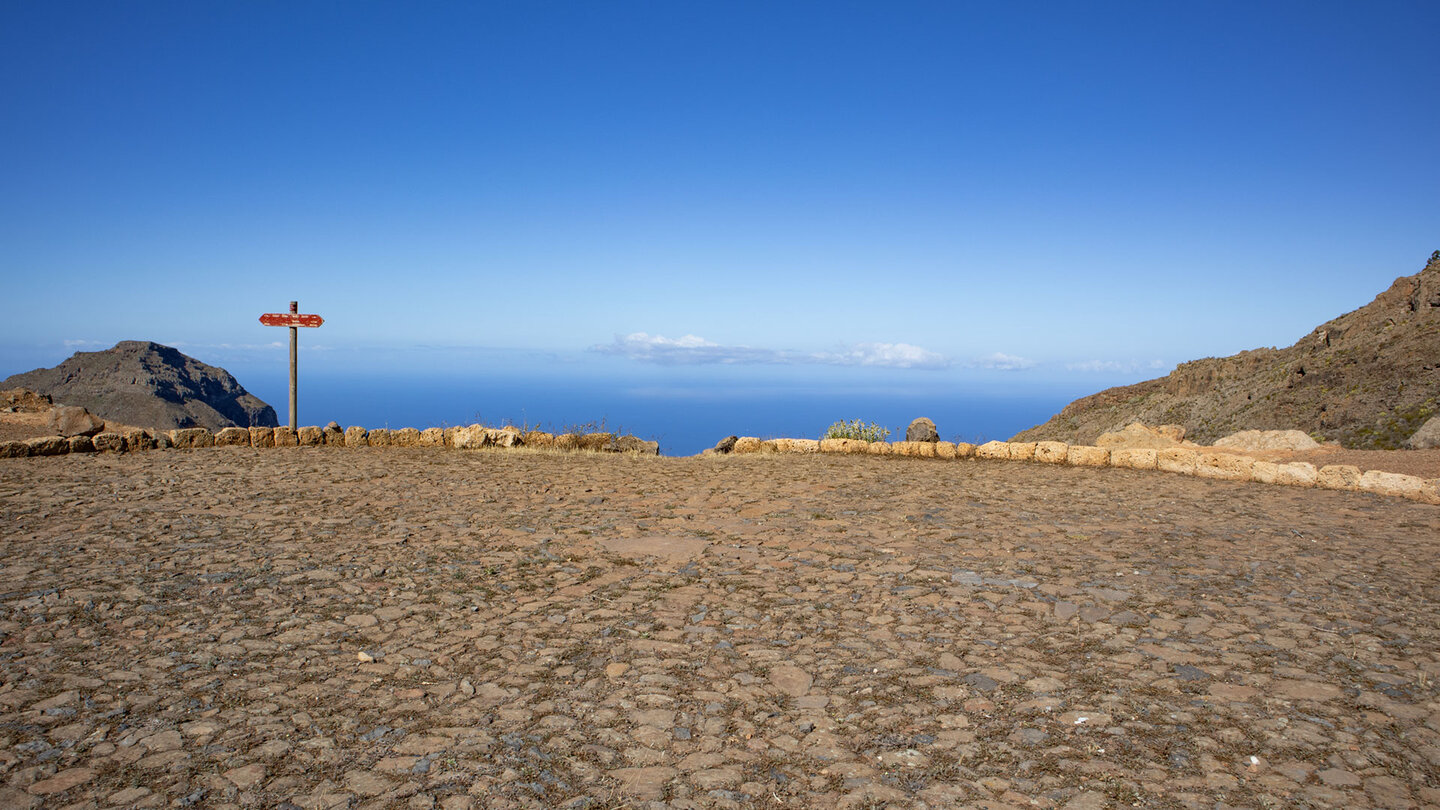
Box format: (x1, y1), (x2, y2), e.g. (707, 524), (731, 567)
(1013, 253), (1440, 449)
(1, 341), (278, 431)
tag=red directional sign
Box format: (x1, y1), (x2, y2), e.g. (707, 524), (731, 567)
(259, 313), (324, 328)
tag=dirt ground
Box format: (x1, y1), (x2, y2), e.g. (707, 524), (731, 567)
(0, 449), (1437, 810)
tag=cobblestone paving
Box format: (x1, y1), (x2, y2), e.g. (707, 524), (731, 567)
(1, 449), (1437, 809)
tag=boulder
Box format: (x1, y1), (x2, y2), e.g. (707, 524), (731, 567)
(1194, 452), (1254, 481)
(934, 441), (957, 459)
(975, 441), (1009, 460)
(1317, 464), (1363, 491)
(1420, 479), (1440, 506)
(1095, 423), (1186, 450)
(124, 429), (155, 451)
(711, 436), (739, 454)
(323, 421), (345, 445)
(523, 430), (555, 449)
(1110, 448), (1158, 470)
(953, 442), (976, 459)
(820, 438), (866, 454)
(787, 439), (820, 453)
(169, 428), (213, 449)
(47, 405), (105, 437)
(91, 432), (125, 452)
(867, 441), (893, 455)
(297, 426), (324, 446)
(1066, 445), (1110, 467)
(1358, 470), (1425, 499)
(26, 436), (69, 456)
(419, 428), (446, 447)
(0, 440), (28, 458)
(1034, 441), (1068, 464)
(391, 427), (422, 447)
(906, 417), (939, 443)
(68, 435), (95, 453)
(367, 428), (393, 447)
(1008, 442), (1037, 461)
(1406, 416), (1440, 449)
(272, 425), (298, 447)
(214, 427), (252, 447)
(486, 427), (524, 448)
(153, 431), (172, 449)
(249, 427), (275, 448)
(1213, 429), (1321, 451)
(553, 433), (580, 451)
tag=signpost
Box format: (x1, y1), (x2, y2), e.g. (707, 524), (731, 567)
(259, 301), (325, 430)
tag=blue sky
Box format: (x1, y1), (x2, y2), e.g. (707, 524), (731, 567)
(3, 1), (1437, 394)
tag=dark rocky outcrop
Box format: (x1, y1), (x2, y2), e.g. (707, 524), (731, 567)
(906, 417), (939, 443)
(1014, 254), (1440, 449)
(1, 341), (278, 432)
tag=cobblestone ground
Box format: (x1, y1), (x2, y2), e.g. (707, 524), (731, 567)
(1, 449), (1437, 809)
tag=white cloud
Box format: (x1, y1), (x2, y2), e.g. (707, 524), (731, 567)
(62, 339), (107, 348)
(1065, 359), (1169, 374)
(972, 352), (1035, 371)
(594, 333), (951, 369)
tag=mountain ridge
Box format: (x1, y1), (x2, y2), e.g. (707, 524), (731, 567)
(1013, 253), (1440, 449)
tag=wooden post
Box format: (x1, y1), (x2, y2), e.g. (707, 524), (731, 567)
(288, 301), (298, 430)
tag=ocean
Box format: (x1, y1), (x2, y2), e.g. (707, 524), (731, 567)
(237, 369), (1085, 457)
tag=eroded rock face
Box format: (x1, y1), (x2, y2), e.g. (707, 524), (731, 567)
(1214, 429), (1320, 451)
(906, 418), (939, 443)
(1096, 423), (1185, 450)
(47, 405), (105, 437)
(1407, 415), (1440, 449)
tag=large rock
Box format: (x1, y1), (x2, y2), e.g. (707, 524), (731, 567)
(46, 405), (105, 437)
(606, 435), (660, 455)
(1407, 415), (1440, 449)
(1213, 429), (1321, 451)
(91, 432), (125, 452)
(26, 436), (69, 456)
(2, 341), (278, 432)
(214, 427), (252, 447)
(906, 418), (939, 443)
(1095, 423), (1185, 449)
(711, 436), (739, 454)
(168, 428), (213, 449)
(1, 388), (51, 412)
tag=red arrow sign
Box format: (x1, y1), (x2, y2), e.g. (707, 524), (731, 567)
(259, 313), (324, 328)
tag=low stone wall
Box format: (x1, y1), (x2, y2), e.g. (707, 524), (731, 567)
(0, 425), (659, 459)
(726, 437), (1440, 506)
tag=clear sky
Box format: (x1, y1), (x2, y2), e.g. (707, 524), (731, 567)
(3, 1), (1437, 392)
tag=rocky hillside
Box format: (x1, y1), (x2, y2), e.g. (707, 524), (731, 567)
(1, 341), (278, 431)
(1014, 253), (1440, 449)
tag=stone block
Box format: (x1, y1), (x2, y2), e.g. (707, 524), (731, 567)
(1318, 464), (1362, 491)
(953, 442), (976, 459)
(1195, 452), (1254, 481)
(1007, 442), (1036, 461)
(419, 428), (446, 447)
(0, 440), (28, 458)
(1067, 445), (1109, 467)
(124, 429), (155, 451)
(1034, 441), (1068, 464)
(249, 427), (275, 448)
(297, 426), (324, 446)
(368, 428), (393, 447)
(487, 427), (525, 448)
(169, 428), (213, 449)
(1275, 461), (1318, 487)
(1419, 479), (1440, 505)
(1358, 470), (1425, 499)
(68, 435), (96, 453)
(732, 437), (763, 454)
(214, 427), (252, 447)
(1251, 460), (1280, 484)
(783, 439), (820, 454)
(1157, 448), (1198, 475)
(342, 426), (368, 447)
(866, 441), (893, 455)
(391, 427), (422, 447)
(522, 430), (554, 448)
(26, 436), (70, 456)
(577, 432), (612, 452)
(975, 441), (1009, 460)
(272, 426), (298, 446)
(92, 432), (125, 452)
(934, 441), (957, 459)
(1110, 448), (1158, 470)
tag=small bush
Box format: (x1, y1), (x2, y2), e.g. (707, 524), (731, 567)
(822, 419), (891, 443)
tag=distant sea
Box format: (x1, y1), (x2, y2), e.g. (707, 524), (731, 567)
(240, 370), (1084, 457)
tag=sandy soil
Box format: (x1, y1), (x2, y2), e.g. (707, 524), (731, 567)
(0, 448), (1436, 809)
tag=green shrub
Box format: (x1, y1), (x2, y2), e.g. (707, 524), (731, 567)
(822, 419), (891, 443)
